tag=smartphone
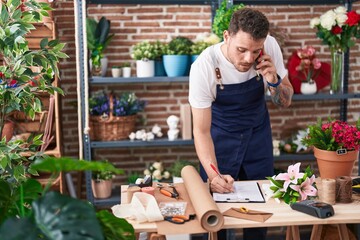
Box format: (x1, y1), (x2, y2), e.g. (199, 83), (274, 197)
(255, 50), (263, 66)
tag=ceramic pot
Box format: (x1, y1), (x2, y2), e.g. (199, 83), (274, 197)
(1, 121), (14, 142)
(314, 147), (358, 179)
(136, 60), (155, 77)
(300, 81), (317, 95)
(122, 67), (131, 78)
(111, 68), (121, 78)
(91, 179), (112, 199)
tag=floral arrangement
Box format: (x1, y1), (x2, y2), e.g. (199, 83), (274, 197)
(89, 91), (146, 117)
(294, 46), (322, 83)
(144, 161), (171, 181)
(164, 36), (193, 55)
(302, 118), (360, 151)
(266, 163), (317, 204)
(310, 6), (360, 52)
(131, 41), (165, 61)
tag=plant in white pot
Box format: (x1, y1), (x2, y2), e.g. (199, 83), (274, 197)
(131, 41), (162, 78)
(122, 62), (132, 78)
(111, 65), (121, 78)
(86, 16), (114, 77)
(91, 160), (115, 199)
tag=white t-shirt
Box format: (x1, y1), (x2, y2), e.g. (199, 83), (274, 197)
(188, 35), (287, 109)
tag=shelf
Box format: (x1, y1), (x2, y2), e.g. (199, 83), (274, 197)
(91, 138), (194, 148)
(93, 186), (121, 207)
(86, 0), (353, 5)
(90, 76), (189, 84)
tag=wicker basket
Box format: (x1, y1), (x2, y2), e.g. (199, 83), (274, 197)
(90, 114), (137, 141)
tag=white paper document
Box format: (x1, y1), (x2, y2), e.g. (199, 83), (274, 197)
(212, 181), (265, 203)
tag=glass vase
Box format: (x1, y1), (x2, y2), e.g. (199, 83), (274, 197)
(330, 49), (344, 94)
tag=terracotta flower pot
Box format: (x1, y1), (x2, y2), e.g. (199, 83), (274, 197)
(1, 121), (14, 142)
(313, 147), (358, 179)
(91, 179), (112, 199)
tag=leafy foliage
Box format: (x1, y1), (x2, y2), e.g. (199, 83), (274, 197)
(89, 91), (146, 117)
(190, 41), (212, 55)
(212, 1), (245, 39)
(0, 157), (134, 240)
(86, 16), (114, 67)
(165, 36), (193, 55)
(302, 118), (360, 151)
(131, 40), (166, 61)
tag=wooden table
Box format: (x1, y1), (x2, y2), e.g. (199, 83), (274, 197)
(120, 182), (360, 240)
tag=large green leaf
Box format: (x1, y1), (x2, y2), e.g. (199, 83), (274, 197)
(0, 217), (42, 240)
(31, 157), (124, 175)
(96, 210), (135, 240)
(32, 191), (104, 240)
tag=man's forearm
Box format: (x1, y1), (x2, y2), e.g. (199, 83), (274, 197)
(268, 83), (293, 107)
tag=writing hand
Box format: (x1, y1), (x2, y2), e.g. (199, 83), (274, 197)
(210, 174), (234, 193)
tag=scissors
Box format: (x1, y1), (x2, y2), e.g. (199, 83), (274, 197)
(157, 183), (180, 199)
(164, 214), (196, 224)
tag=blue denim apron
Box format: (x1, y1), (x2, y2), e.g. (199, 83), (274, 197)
(200, 50), (274, 181)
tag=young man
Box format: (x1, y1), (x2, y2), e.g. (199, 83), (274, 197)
(189, 8), (293, 240)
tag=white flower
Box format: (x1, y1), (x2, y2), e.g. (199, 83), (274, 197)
(310, 17), (320, 28)
(152, 161), (163, 171)
(320, 10), (337, 30)
(128, 132), (136, 141)
(146, 132), (155, 141)
(153, 169), (163, 180)
(334, 6), (347, 15)
(163, 171), (171, 179)
(335, 12), (348, 26)
(151, 124), (162, 135)
(144, 169), (151, 175)
(135, 129), (146, 140)
(156, 132), (163, 138)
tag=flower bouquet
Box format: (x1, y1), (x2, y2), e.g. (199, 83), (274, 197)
(310, 6), (360, 93)
(144, 161), (171, 181)
(266, 163), (317, 204)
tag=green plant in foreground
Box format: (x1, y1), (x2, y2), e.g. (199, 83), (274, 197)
(0, 157), (135, 240)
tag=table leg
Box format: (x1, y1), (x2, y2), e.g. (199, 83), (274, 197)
(337, 224), (349, 240)
(310, 225), (323, 240)
(286, 226), (300, 240)
(208, 232), (218, 240)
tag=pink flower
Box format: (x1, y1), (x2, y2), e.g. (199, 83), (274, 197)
(275, 162), (304, 190)
(290, 176), (317, 201)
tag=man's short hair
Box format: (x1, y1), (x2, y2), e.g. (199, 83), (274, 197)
(228, 8), (269, 40)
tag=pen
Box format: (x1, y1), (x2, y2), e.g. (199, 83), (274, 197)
(210, 163), (224, 180)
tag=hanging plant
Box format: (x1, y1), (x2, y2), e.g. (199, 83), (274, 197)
(212, 1), (245, 40)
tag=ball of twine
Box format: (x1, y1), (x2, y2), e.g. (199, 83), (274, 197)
(321, 178), (336, 205)
(336, 176), (353, 203)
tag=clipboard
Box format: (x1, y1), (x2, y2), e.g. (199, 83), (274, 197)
(212, 181), (265, 203)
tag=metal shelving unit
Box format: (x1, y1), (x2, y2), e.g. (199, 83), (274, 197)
(76, 0), (359, 207)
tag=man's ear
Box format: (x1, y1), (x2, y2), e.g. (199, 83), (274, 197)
(223, 30), (229, 43)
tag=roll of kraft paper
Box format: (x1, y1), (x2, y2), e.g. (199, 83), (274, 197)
(181, 165), (224, 232)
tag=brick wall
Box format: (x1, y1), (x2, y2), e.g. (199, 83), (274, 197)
(53, 1), (360, 194)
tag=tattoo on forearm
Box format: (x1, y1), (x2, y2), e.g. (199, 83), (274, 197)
(269, 85), (292, 107)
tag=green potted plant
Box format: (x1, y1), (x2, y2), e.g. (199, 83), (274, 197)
(170, 159), (198, 183)
(111, 65), (122, 78)
(212, 0), (244, 40)
(131, 41), (156, 77)
(301, 118), (360, 179)
(163, 36), (193, 77)
(0, 157), (135, 239)
(89, 91), (146, 141)
(190, 41), (212, 63)
(131, 40), (166, 77)
(0, 0), (67, 186)
(122, 62), (132, 78)
(92, 160), (115, 199)
(86, 16), (114, 77)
